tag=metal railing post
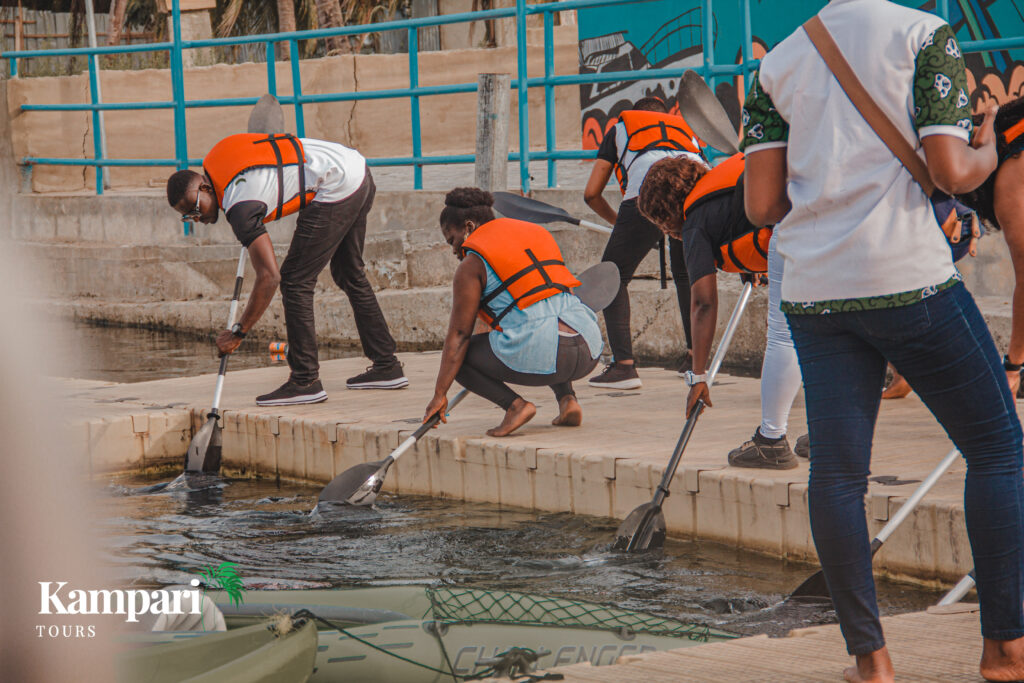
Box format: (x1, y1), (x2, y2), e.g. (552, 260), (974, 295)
(515, 0), (530, 193)
(936, 0), (950, 20)
(741, 0), (752, 85)
(8, 57), (15, 77)
(408, 27), (423, 190)
(543, 11), (556, 188)
(266, 40), (277, 96)
(289, 39), (305, 136)
(702, 0), (714, 87)
(87, 57), (104, 195)
(169, 0), (189, 233)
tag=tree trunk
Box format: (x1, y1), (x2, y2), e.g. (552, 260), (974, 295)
(106, 0), (127, 45)
(316, 0), (351, 54)
(277, 0), (296, 34)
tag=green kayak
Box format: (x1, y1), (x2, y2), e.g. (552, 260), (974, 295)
(119, 618), (318, 683)
(203, 585), (738, 682)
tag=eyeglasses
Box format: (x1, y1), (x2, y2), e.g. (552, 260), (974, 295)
(181, 190), (202, 222)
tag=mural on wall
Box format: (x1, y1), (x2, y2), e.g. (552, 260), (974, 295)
(577, 0), (1024, 149)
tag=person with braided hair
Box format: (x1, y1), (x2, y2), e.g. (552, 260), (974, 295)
(423, 188), (603, 437)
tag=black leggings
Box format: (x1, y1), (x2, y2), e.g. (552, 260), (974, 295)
(455, 333), (599, 409)
(600, 198), (692, 362)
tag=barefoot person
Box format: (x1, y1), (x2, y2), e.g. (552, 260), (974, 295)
(423, 188), (602, 437)
(166, 133), (407, 406)
(583, 97), (702, 389)
(638, 154), (807, 469)
(743, 2), (1024, 681)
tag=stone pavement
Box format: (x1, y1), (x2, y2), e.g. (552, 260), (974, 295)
(68, 349), (1011, 586)
(524, 604), (991, 682)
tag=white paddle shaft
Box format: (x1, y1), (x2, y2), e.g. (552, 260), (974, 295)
(389, 389), (471, 466)
(707, 282), (753, 384)
(875, 447), (959, 545)
(579, 219), (613, 235)
(937, 571), (976, 606)
(211, 248), (248, 411)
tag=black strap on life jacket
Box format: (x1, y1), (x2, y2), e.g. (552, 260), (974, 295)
(252, 134), (308, 218)
(480, 249), (572, 327)
(617, 122), (697, 192)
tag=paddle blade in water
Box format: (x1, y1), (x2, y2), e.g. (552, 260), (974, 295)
(788, 570), (831, 601)
(318, 460), (389, 505)
(185, 416), (222, 473)
(613, 503), (667, 552)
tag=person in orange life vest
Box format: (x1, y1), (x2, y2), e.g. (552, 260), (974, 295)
(423, 188), (603, 437)
(957, 96), (1024, 397)
(638, 153), (808, 470)
(583, 97), (703, 390)
(165, 133), (407, 407)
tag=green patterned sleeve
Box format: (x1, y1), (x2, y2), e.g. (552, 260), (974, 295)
(739, 69), (789, 152)
(913, 24), (972, 140)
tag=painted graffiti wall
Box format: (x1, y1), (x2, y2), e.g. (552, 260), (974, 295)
(577, 0), (1024, 148)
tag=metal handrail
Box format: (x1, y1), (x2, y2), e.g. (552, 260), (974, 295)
(1, 0), (1010, 222)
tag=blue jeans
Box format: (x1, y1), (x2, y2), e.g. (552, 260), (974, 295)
(786, 282), (1024, 655)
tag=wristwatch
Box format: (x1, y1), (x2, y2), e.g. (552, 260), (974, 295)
(1004, 355), (1022, 372)
(681, 370), (708, 387)
(230, 323), (247, 339)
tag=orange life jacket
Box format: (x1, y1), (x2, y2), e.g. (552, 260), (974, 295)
(684, 153), (771, 274)
(460, 218), (582, 329)
(203, 133), (317, 223)
(614, 110), (702, 194)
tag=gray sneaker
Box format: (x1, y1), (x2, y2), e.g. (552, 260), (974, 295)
(728, 429), (799, 470)
(588, 362), (642, 390)
(795, 434), (809, 459)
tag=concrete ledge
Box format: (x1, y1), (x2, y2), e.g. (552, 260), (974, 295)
(66, 352), (989, 587)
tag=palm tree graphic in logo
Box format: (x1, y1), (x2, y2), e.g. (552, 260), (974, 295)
(195, 561), (246, 608)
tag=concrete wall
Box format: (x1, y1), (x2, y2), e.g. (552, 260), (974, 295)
(7, 25), (580, 193)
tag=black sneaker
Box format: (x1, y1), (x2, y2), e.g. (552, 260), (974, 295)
(795, 434), (809, 459)
(728, 428), (799, 470)
(675, 351), (694, 377)
(255, 379), (328, 406)
(346, 363), (409, 390)
(588, 362), (642, 390)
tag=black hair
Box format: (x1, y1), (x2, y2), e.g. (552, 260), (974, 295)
(957, 97), (1024, 229)
(439, 187), (496, 229)
(632, 97), (668, 113)
(166, 169), (203, 207)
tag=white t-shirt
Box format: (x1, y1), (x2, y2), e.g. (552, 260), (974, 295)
(220, 137), (367, 215)
(741, 0), (970, 308)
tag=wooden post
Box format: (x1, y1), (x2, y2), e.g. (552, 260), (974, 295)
(475, 73), (510, 192)
(14, 2), (23, 53)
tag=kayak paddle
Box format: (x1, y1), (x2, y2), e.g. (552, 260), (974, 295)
(937, 570), (976, 606)
(788, 447), (961, 600)
(677, 70), (740, 156)
(613, 281), (754, 552)
(318, 388), (470, 505)
(185, 247), (248, 473)
(492, 192), (612, 235)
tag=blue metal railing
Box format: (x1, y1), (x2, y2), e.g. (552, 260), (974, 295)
(1, 0), (1017, 209)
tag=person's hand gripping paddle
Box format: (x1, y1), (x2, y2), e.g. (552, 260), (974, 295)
(613, 282), (754, 552)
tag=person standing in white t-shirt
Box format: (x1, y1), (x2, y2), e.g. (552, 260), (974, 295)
(166, 133), (408, 406)
(743, 1), (1024, 681)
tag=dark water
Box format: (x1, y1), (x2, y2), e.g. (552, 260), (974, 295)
(100, 477), (941, 637)
(55, 321), (358, 383)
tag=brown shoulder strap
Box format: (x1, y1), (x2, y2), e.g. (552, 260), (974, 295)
(802, 15), (935, 197)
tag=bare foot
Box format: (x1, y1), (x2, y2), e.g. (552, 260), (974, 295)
(881, 374), (912, 400)
(843, 648), (895, 682)
(552, 395), (582, 427)
(981, 636), (1024, 681)
(486, 398), (536, 437)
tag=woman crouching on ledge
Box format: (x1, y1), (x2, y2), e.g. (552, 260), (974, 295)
(423, 187), (604, 437)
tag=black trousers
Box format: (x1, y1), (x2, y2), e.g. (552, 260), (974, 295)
(455, 333), (599, 409)
(600, 198), (692, 362)
(278, 171), (398, 384)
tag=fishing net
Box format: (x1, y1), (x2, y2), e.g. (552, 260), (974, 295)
(425, 587), (720, 642)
